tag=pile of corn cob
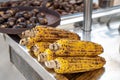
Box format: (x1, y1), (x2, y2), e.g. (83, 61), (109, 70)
(19, 26), (80, 57)
(19, 26), (106, 74)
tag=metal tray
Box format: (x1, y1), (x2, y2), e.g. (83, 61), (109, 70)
(0, 7), (60, 34)
(3, 24), (120, 80)
(4, 34), (105, 80)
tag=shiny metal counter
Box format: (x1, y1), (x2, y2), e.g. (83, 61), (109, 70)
(3, 22), (120, 80)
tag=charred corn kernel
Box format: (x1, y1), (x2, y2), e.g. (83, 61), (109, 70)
(45, 56), (106, 74)
(49, 39), (103, 57)
(21, 26), (80, 42)
(31, 42), (50, 57)
(38, 49), (55, 62)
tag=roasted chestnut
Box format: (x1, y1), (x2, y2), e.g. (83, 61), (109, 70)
(40, 12), (46, 17)
(0, 11), (4, 16)
(17, 17), (25, 23)
(32, 9), (39, 14)
(0, 24), (8, 28)
(37, 12), (46, 18)
(7, 21), (15, 26)
(69, 0), (76, 4)
(6, 8), (17, 16)
(32, 1), (41, 6)
(11, 3), (18, 7)
(26, 20), (31, 24)
(54, 2), (59, 9)
(19, 22), (26, 28)
(38, 17), (48, 25)
(15, 12), (23, 18)
(23, 12), (31, 19)
(0, 7), (49, 29)
(8, 17), (16, 22)
(46, 2), (52, 7)
(31, 9), (39, 16)
(29, 17), (38, 23)
(0, 17), (4, 24)
(1, 14), (11, 19)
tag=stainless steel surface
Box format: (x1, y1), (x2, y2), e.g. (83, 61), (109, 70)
(9, 46), (44, 80)
(4, 34), (56, 80)
(0, 33), (26, 80)
(83, 0), (93, 41)
(4, 20), (120, 80)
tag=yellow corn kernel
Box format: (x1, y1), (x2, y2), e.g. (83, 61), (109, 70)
(49, 39), (103, 57)
(45, 56), (106, 74)
(38, 49), (55, 62)
(20, 26), (80, 43)
(32, 42), (50, 57)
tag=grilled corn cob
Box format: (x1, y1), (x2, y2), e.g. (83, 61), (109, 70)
(20, 26), (80, 46)
(45, 57), (106, 74)
(38, 49), (55, 62)
(49, 39), (103, 57)
(31, 42), (50, 57)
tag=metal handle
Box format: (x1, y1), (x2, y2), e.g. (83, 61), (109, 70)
(82, 0), (93, 41)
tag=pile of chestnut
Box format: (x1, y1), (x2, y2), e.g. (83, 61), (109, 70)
(0, 8), (48, 28)
(0, 0), (43, 8)
(45, 0), (99, 15)
(0, 0), (99, 16)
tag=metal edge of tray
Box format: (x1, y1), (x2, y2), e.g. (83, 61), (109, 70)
(60, 5), (120, 25)
(4, 34), (56, 80)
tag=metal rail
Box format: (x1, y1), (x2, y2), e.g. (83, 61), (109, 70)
(61, 6), (120, 25)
